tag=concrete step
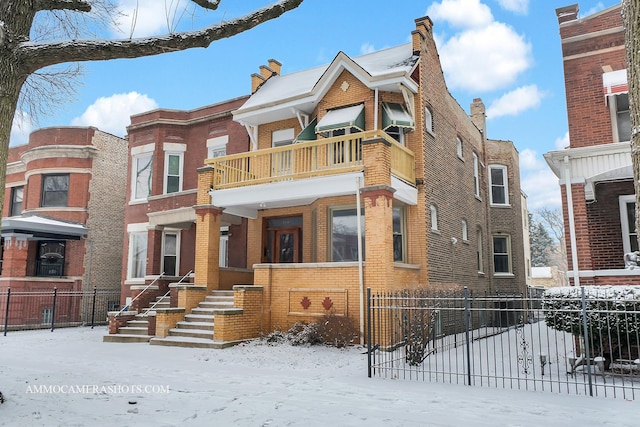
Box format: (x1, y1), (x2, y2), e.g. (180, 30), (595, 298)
(127, 320), (149, 328)
(176, 321), (214, 330)
(117, 326), (149, 336)
(168, 328), (213, 339)
(103, 334), (153, 343)
(191, 307), (216, 315)
(149, 336), (237, 349)
(198, 301), (233, 309)
(184, 313), (215, 322)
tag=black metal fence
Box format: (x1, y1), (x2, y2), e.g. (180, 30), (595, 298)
(0, 288), (121, 335)
(367, 287), (640, 400)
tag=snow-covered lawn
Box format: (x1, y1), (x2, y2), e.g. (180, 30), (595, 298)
(0, 327), (638, 426)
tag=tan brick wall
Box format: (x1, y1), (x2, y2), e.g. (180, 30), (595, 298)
(154, 308), (186, 338)
(213, 287), (264, 341)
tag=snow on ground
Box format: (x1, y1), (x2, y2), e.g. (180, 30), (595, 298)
(0, 327), (637, 427)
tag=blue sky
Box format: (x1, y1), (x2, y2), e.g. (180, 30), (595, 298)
(10, 0), (622, 211)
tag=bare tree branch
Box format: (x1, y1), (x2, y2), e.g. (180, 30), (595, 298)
(34, 0), (92, 13)
(20, 0), (303, 73)
(190, 0), (221, 11)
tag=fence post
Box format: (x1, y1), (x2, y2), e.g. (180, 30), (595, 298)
(580, 286), (593, 396)
(3, 287), (10, 336)
(367, 287), (372, 378)
(51, 287), (58, 332)
(464, 287), (472, 386)
(91, 287), (97, 329)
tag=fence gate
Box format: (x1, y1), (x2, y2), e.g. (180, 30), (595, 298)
(366, 287), (640, 401)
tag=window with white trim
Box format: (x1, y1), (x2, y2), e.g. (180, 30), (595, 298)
(430, 204), (438, 231)
(461, 219), (468, 241)
(492, 235), (512, 274)
(10, 186), (23, 216)
(220, 227), (229, 267)
(128, 231), (148, 279)
(393, 206), (406, 262)
(207, 135), (228, 159)
(424, 107), (433, 134)
(473, 153), (480, 197)
(132, 153), (153, 201)
(272, 128), (295, 176)
(456, 137), (463, 159)
(330, 206), (365, 262)
(162, 231), (179, 276)
(619, 195), (638, 253)
(164, 153), (183, 194)
(489, 165), (509, 206)
(611, 93), (631, 143)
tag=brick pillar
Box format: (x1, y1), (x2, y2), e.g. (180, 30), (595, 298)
(1, 235), (29, 277)
(194, 205), (223, 290)
(146, 226), (164, 276)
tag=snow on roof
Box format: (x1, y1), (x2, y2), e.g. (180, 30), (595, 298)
(237, 43), (416, 113)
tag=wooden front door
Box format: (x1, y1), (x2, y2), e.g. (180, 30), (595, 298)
(263, 216), (303, 263)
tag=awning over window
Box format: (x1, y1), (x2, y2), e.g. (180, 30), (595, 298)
(382, 102), (414, 130)
(295, 117), (317, 142)
(316, 104), (365, 133)
(603, 69), (628, 96)
(1, 215), (88, 240)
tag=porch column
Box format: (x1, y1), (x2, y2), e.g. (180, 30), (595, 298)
(146, 225), (164, 276)
(194, 165), (222, 291)
(1, 234), (29, 277)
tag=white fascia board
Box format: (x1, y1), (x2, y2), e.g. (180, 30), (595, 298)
(391, 176), (418, 205)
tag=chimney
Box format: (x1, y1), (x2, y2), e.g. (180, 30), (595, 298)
(470, 98), (486, 138)
(412, 16), (433, 54)
(251, 73), (267, 94)
(556, 4), (579, 24)
(267, 59), (282, 75)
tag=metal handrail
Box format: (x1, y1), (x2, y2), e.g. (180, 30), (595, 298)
(141, 270), (193, 316)
(115, 272), (165, 317)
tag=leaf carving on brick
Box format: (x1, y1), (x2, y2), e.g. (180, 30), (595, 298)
(322, 297), (333, 310)
(300, 296), (311, 309)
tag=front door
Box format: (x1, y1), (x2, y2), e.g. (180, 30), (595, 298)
(275, 229), (299, 263)
(263, 216), (303, 263)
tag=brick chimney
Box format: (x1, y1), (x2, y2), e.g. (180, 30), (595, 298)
(556, 4), (579, 24)
(412, 16), (433, 55)
(470, 98), (486, 138)
(251, 73), (267, 94)
(251, 59), (282, 94)
(267, 59), (282, 75)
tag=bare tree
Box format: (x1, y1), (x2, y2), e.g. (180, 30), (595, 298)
(623, 1), (640, 250)
(534, 208), (567, 271)
(0, 0), (303, 214)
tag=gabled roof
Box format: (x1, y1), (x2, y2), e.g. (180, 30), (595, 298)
(234, 43), (419, 125)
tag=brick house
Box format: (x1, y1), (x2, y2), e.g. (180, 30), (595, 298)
(119, 96), (252, 312)
(544, 3), (638, 286)
(1, 127), (126, 325)
(167, 16), (527, 345)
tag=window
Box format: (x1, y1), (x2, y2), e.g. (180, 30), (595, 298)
(386, 126), (405, 145)
(612, 93), (631, 142)
(492, 235), (512, 274)
(42, 308), (52, 325)
(207, 135), (228, 159)
(472, 153), (480, 197)
(424, 106), (433, 134)
(330, 207), (365, 262)
(164, 153), (182, 194)
(37, 241), (65, 277)
(128, 232), (148, 279)
(328, 128), (362, 165)
(132, 153), (153, 201)
(461, 219), (468, 241)
(162, 231), (179, 276)
(456, 137), (463, 159)
(619, 195), (638, 253)
(489, 165), (509, 205)
(272, 128), (295, 176)
(220, 228), (229, 268)
(10, 186), (23, 216)
(393, 206), (406, 262)
(41, 174), (69, 207)
(430, 204), (438, 231)
(477, 228), (484, 272)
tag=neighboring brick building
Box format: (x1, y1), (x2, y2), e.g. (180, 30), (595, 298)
(1, 126), (126, 325)
(181, 16), (527, 343)
(120, 96), (252, 310)
(545, 3), (638, 286)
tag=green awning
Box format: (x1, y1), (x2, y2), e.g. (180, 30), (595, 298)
(382, 102), (414, 130)
(295, 117), (317, 142)
(316, 104), (365, 133)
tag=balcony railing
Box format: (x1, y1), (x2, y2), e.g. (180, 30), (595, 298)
(205, 130), (416, 190)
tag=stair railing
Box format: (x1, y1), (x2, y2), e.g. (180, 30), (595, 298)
(141, 270), (193, 316)
(115, 272), (165, 317)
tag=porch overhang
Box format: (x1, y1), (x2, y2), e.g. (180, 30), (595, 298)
(1, 215), (88, 240)
(210, 172), (418, 219)
(148, 207), (241, 228)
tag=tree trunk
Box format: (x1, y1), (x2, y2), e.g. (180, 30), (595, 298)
(0, 64), (24, 216)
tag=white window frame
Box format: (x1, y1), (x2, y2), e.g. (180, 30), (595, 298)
(161, 230), (180, 276)
(456, 137), (463, 159)
(424, 106), (434, 135)
(619, 194), (638, 254)
(473, 153), (480, 198)
(492, 234), (512, 275)
(461, 219), (468, 242)
(207, 135), (229, 159)
(477, 228), (484, 273)
(430, 204), (438, 231)
(329, 205), (365, 262)
(131, 143), (155, 202)
(127, 224), (148, 280)
(489, 164), (509, 206)
(220, 226), (229, 268)
(163, 143), (186, 195)
(393, 205), (407, 262)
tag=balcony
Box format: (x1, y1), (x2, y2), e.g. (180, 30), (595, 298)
(205, 130), (416, 190)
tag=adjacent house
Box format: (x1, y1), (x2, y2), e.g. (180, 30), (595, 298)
(173, 16), (528, 345)
(545, 3), (637, 286)
(1, 126), (126, 326)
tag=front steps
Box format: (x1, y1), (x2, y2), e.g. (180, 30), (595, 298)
(103, 295), (170, 343)
(150, 290), (238, 349)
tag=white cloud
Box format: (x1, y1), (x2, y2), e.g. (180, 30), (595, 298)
(427, 0), (494, 29)
(521, 168), (561, 210)
(360, 43), (375, 55)
(496, 0), (529, 15)
(10, 111), (33, 147)
(438, 22), (531, 92)
(519, 148), (545, 171)
(485, 85), (545, 118)
(555, 131), (570, 150)
(71, 92), (158, 136)
(113, 0), (189, 37)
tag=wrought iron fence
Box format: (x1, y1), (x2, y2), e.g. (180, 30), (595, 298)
(367, 287), (640, 400)
(0, 288), (121, 335)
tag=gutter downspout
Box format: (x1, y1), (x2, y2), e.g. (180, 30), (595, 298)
(564, 155), (580, 286)
(356, 176), (364, 345)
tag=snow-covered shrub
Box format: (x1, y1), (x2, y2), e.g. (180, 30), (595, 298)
(315, 313), (359, 348)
